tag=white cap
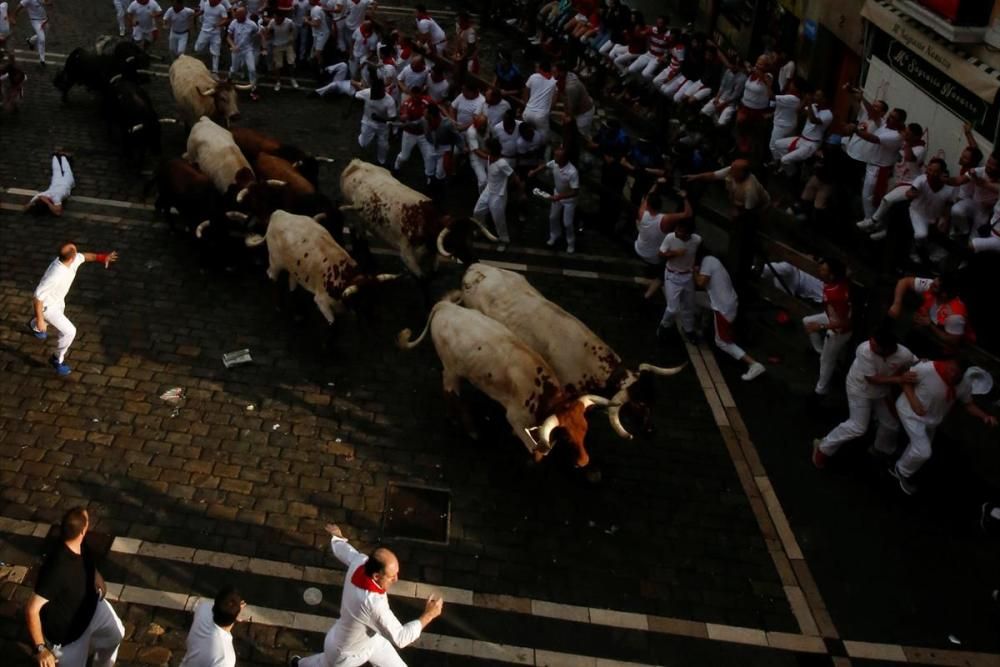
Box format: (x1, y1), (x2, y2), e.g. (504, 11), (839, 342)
(963, 366), (993, 395)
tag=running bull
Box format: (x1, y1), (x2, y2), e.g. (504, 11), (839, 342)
(53, 40), (150, 102)
(398, 298), (615, 468)
(169, 55), (247, 128)
(459, 263), (685, 437)
(339, 159), (498, 277)
(183, 116), (256, 198)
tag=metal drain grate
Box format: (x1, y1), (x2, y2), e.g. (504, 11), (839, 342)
(383, 483), (451, 544)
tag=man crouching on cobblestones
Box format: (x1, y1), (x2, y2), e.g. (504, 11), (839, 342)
(25, 507), (125, 667)
(30, 242), (119, 377)
(291, 523), (443, 667)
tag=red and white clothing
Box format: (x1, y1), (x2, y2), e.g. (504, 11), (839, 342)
(869, 141), (927, 227)
(393, 93), (435, 178)
(523, 72), (557, 136)
(545, 159), (580, 251)
(298, 537), (423, 667)
(845, 106), (883, 165)
(474, 157), (515, 243)
(695, 256), (747, 362)
(415, 12), (446, 54)
(450, 92), (485, 129)
(659, 233), (701, 333)
(127, 0), (162, 42)
(739, 74), (771, 112)
(164, 5), (196, 56)
(950, 165), (999, 238)
(651, 41), (684, 86)
(350, 25), (378, 77)
(913, 278), (968, 339)
(773, 104), (832, 170)
(971, 200), (1000, 254)
(860, 125), (903, 218)
(817, 341), (916, 456)
(628, 26), (671, 80)
(768, 93), (800, 154)
(901, 175), (953, 240)
(32, 251), (86, 365)
(396, 63), (428, 98)
(803, 279), (852, 395)
(179, 600), (236, 667)
(343, 0), (371, 31)
(634, 211), (668, 264)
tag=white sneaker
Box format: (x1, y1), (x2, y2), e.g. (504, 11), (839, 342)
(546, 237), (557, 247)
(741, 362), (765, 381)
(274, 81), (281, 91)
(566, 244), (575, 254)
(869, 230), (887, 241)
(856, 218), (876, 231)
(119, 27), (126, 37)
(290, 78), (299, 89)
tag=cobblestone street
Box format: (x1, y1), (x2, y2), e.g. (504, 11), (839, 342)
(1, 1), (999, 666)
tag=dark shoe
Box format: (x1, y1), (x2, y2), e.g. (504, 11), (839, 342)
(289, 657), (301, 667)
(29, 321), (47, 340)
(889, 466), (916, 496)
(49, 355), (71, 377)
(26, 37), (35, 51)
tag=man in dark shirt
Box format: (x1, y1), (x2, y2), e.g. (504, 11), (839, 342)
(25, 507), (124, 667)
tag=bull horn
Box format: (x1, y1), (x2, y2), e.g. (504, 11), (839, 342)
(128, 123), (145, 134)
(236, 187), (250, 203)
(436, 228), (452, 257)
(578, 395), (612, 410)
(266, 179), (287, 187)
(234, 83), (254, 91)
(315, 156), (336, 164)
(374, 273), (400, 282)
(638, 362), (688, 376)
(226, 211), (249, 221)
(125, 56), (136, 64)
(136, 69), (155, 75)
(195, 220), (210, 239)
(469, 217), (500, 242)
(109, 73), (122, 84)
(198, 86), (216, 96)
(292, 160), (303, 168)
(537, 414), (560, 453)
(245, 234), (266, 247)
(342, 284), (360, 299)
(607, 403), (633, 440)
(158, 117), (178, 124)
(339, 204), (359, 212)
(312, 213), (327, 222)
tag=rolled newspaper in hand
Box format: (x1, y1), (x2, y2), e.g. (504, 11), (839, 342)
(532, 187), (552, 200)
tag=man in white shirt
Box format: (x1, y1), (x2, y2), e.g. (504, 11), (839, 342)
(694, 253), (766, 381)
(465, 114), (489, 192)
(179, 587), (243, 667)
(227, 6), (259, 98)
(127, 0), (162, 50)
(291, 0), (311, 61)
(634, 186), (692, 299)
(901, 159), (954, 262)
(396, 54), (427, 100)
(30, 242), (119, 377)
(163, 0), (195, 59)
(194, 0), (229, 73)
(414, 3), (445, 55)
(521, 59), (557, 139)
(473, 138), (519, 250)
(342, 0), (372, 53)
(971, 199), (1000, 255)
(848, 106), (906, 221)
(811, 327), (916, 468)
(306, 0), (329, 65)
(701, 56), (746, 127)
(483, 87), (510, 129)
(349, 20), (378, 79)
(292, 523), (443, 667)
(858, 122), (927, 239)
(450, 81), (485, 132)
(768, 80), (799, 157)
(891, 361), (995, 495)
(391, 86), (434, 178)
(266, 11), (297, 90)
(25, 152), (75, 216)
(355, 78), (396, 165)
(657, 216), (701, 340)
(772, 89), (832, 174)
(312, 59), (358, 97)
(947, 150), (1000, 240)
(528, 148), (580, 253)
(762, 261), (824, 303)
(493, 110), (520, 161)
(14, 0), (49, 65)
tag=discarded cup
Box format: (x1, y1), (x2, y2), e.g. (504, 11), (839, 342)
(222, 349), (253, 368)
(159, 387), (185, 404)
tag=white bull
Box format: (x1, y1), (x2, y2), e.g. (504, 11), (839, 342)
(168, 55), (246, 128)
(339, 159), (497, 277)
(245, 210), (398, 324)
(184, 116), (255, 196)
(398, 299), (613, 467)
(459, 263), (685, 438)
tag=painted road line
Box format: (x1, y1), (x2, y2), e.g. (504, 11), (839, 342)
(4, 188), (156, 211)
(3, 515), (997, 663)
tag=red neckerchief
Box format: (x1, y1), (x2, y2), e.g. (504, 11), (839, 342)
(932, 360), (960, 402)
(382, 57), (395, 65)
(400, 47), (412, 59)
(416, 11), (430, 20)
(351, 566), (386, 594)
(537, 70), (553, 80)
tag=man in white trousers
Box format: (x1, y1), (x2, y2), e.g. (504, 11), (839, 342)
(891, 361), (996, 495)
(194, 0), (229, 74)
(391, 84), (434, 178)
(473, 137), (518, 251)
(355, 78), (396, 166)
(521, 58), (557, 139)
(15, 0), (49, 66)
(802, 257), (852, 398)
(848, 106), (906, 221)
(771, 89), (832, 175)
(25, 508), (125, 667)
(694, 253), (766, 381)
(163, 0), (196, 59)
(30, 242), (119, 377)
(227, 6), (259, 100)
(25, 152), (74, 216)
(113, 0), (130, 36)
(657, 216), (701, 341)
(811, 327), (916, 469)
(465, 113), (489, 192)
(291, 523), (443, 667)
(312, 59), (358, 97)
(761, 261), (823, 303)
(528, 147), (579, 253)
(126, 0), (162, 51)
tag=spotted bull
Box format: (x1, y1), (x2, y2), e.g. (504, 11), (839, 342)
(244, 210), (398, 324)
(397, 299), (615, 468)
(339, 159), (498, 277)
(459, 263), (685, 438)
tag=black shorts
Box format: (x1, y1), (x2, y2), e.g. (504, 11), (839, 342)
(641, 258), (663, 279)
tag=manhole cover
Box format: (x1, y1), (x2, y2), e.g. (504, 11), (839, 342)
(383, 483), (451, 544)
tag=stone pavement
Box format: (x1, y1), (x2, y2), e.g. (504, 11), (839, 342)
(0, 2), (999, 666)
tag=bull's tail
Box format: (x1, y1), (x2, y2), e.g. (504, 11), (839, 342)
(396, 293), (461, 350)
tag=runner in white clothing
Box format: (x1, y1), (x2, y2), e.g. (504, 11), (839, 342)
(902, 160), (954, 262)
(266, 12), (297, 90)
(858, 122), (926, 237)
(126, 0), (162, 50)
(465, 114), (489, 192)
(658, 217), (701, 339)
(194, 0), (229, 73)
(112, 0), (130, 36)
(25, 152), (75, 216)
(227, 6), (259, 96)
(30, 242), (119, 377)
(14, 0), (49, 65)
(812, 328), (916, 468)
(521, 60), (557, 138)
(292, 524), (443, 667)
(772, 90), (832, 174)
(162, 0), (195, 58)
(528, 148), (580, 253)
(473, 138), (519, 249)
(695, 253), (766, 381)
(849, 106), (906, 220)
(179, 587), (244, 667)
(414, 4), (446, 55)
(355, 78), (396, 165)
(768, 81), (799, 156)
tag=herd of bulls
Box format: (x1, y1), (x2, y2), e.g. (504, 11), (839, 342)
(54, 43), (685, 471)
